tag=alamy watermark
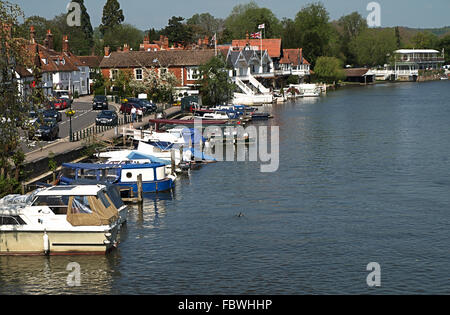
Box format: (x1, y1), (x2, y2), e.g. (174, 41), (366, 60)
(366, 262), (381, 287)
(367, 2), (381, 27)
(66, 1), (81, 27)
(66, 262), (81, 287)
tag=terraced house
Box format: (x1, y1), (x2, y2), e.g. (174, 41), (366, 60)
(17, 27), (90, 97)
(99, 45), (217, 95)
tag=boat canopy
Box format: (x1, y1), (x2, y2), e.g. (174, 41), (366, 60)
(126, 151), (170, 165)
(66, 190), (119, 226)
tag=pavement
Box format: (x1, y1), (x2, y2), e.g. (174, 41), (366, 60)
(24, 102), (182, 164)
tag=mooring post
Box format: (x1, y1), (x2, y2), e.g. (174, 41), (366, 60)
(137, 174), (143, 204)
(171, 149), (176, 175)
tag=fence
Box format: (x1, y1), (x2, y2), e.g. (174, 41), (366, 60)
(71, 114), (139, 142)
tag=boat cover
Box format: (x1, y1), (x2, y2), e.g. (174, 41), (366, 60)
(66, 193), (119, 226)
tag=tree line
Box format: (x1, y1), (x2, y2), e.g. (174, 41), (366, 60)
(16, 1), (450, 67)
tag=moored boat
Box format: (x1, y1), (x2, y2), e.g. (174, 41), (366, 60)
(59, 162), (175, 194)
(0, 185), (124, 255)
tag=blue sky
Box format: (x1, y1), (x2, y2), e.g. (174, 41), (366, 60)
(9, 0), (450, 30)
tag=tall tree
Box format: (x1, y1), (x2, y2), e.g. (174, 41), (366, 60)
(350, 28), (398, 66)
(294, 2), (333, 66)
(187, 13), (223, 40)
(395, 26), (401, 48)
(0, 0), (33, 195)
(337, 12), (368, 64)
(198, 56), (235, 106)
(71, 0), (94, 48)
(162, 16), (193, 46)
(99, 0), (124, 35)
(223, 1), (281, 40)
(411, 31), (439, 49)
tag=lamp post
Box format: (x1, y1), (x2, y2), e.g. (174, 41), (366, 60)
(66, 105), (75, 142)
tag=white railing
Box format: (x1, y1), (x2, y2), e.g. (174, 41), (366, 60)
(232, 77), (255, 96)
(247, 73), (270, 94)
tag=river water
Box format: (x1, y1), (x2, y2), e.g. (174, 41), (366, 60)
(1, 81), (449, 294)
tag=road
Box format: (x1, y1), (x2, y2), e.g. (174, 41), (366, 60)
(21, 95), (120, 154)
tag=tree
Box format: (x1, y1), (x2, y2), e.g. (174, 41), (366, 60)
(162, 16), (193, 46)
(0, 0), (34, 195)
(313, 57), (345, 83)
(337, 12), (367, 64)
(128, 68), (178, 102)
(99, 0), (124, 35)
(223, 1), (281, 40)
(71, 0), (94, 49)
(103, 24), (144, 51)
(350, 28), (398, 67)
(293, 2), (333, 66)
(187, 13), (223, 40)
(198, 56), (236, 106)
(395, 26), (401, 49)
(439, 34), (450, 63)
(411, 31), (439, 49)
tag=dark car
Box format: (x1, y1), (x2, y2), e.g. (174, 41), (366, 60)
(92, 95), (109, 110)
(95, 110), (118, 126)
(138, 99), (157, 113)
(28, 118), (59, 141)
(43, 109), (62, 122)
(52, 98), (69, 110)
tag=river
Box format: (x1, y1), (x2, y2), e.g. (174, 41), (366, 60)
(1, 81), (449, 294)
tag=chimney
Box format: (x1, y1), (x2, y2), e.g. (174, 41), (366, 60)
(30, 26), (36, 44)
(104, 46), (110, 57)
(143, 35), (149, 45)
(246, 31), (249, 41)
(62, 35), (69, 53)
(44, 29), (53, 50)
(123, 43), (130, 52)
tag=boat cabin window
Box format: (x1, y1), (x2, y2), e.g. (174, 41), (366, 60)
(32, 195), (70, 215)
(80, 169), (98, 181)
(61, 168), (77, 179)
(98, 191), (111, 209)
(0, 215), (26, 225)
(106, 186), (125, 209)
(70, 196), (92, 214)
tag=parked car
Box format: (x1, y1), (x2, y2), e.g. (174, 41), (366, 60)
(53, 90), (72, 105)
(92, 95), (109, 110)
(52, 98), (69, 110)
(28, 118), (59, 141)
(138, 99), (157, 113)
(95, 110), (118, 126)
(43, 109), (62, 122)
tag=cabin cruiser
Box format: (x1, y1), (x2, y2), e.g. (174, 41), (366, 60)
(59, 162), (175, 194)
(0, 185), (125, 255)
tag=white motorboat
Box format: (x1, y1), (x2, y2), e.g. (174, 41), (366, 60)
(0, 185), (126, 255)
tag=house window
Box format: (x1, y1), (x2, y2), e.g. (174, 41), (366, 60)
(159, 68), (168, 76)
(111, 69), (119, 81)
(187, 67), (199, 80)
(135, 69), (143, 80)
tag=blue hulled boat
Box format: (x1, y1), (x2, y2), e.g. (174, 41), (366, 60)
(59, 163), (175, 193)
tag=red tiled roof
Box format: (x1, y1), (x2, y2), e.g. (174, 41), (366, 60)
(100, 49), (217, 68)
(231, 39), (282, 58)
(78, 55), (103, 68)
(279, 48), (310, 65)
(344, 68), (369, 77)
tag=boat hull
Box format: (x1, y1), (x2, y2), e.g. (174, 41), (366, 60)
(0, 227), (119, 256)
(118, 178), (174, 193)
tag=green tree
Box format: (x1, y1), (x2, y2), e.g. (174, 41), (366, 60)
(294, 2), (333, 66)
(162, 16), (193, 46)
(411, 31), (439, 49)
(337, 12), (367, 64)
(439, 34), (450, 63)
(313, 56), (345, 83)
(224, 1), (281, 40)
(99, 0), (124, 35)
(350, 28), (398, 67)
(198, 56), (236, 106)
(103, 24), (144, 51)
(395, 26), (401, 48)
(0, 0), (33, 194)
(187, 13), (223, 40)
(71, 0), (94, 49)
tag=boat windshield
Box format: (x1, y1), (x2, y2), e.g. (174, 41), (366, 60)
(32, 195), (70, 215)
(70, 196), (92, 214)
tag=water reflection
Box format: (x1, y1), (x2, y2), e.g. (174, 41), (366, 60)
(0, 255), (118, 295)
